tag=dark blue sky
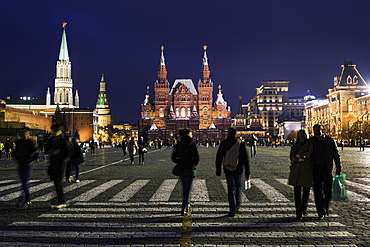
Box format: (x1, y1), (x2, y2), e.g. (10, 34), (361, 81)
(2, 0), (370, 123)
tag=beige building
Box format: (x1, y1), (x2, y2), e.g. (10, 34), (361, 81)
(305, 62), (369, 139)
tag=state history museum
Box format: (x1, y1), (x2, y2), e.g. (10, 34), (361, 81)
(138, 46), (232, 143)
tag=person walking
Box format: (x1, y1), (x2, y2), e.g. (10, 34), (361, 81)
(128, 137), (138, 165)
(13, 127), (38, 205)
(288, 129), (313, 220)
(171, 129), (199, 216)
(249, 134), (258, 157)
(46, 124), (71, 209)
(310, 124), (342, 220)
(5, 137), (12, 160)
(137, 136), (146, 165)
(66, 137), (84, 183)
(216, 127), (250, 217)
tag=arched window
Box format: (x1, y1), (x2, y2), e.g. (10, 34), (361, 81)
(347, 75), (352, 84)
(181, 108), (186, 117)
(159, 108), (164, 117)
(176, 108), (179, 117)
(187, 108), (191, 117)
(203, 107), (208, 116)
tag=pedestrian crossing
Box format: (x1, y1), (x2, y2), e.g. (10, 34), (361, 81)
(1, 177), (370, 203)
(0, 177), (368, 246)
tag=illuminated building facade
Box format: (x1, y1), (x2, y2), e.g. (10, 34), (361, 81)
(239, 81), (314, 141)
(139, 46), (232, 142)
(305, 62), (369, 139)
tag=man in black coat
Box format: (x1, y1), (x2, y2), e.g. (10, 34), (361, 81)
(310, 124), (342, 220)
(46, 124), (71, 209)
(216, 127), (250, 217)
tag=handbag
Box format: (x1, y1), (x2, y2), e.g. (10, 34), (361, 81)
(333, 174), (347, 201)
(172, 163), (184, 176)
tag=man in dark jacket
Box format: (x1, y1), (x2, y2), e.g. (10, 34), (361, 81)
(216, 127), (250, 217)
(310, 124), (342, 220)
(46, 124), (71, 209)
(13, 127), (38, 205)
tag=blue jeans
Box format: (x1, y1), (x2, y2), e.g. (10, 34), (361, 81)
(225, 173), (242, 213)
(180, 176), (194, 211)
(18, 164), (33, 203)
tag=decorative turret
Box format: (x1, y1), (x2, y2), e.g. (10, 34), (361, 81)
(157, 46), (168, 84)
(215, 85), (227, 105)
(200, 45), (210, 83)
(95, 74), (113, 127)
(75, 90), (79, 108)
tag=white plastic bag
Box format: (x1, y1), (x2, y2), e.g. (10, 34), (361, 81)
(245, 180), (251, 190)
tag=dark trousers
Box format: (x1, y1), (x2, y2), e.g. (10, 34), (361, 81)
(18, 164), (33, 203)
(313, 165), (333, 216)
(293, 186), (310, 218)
(130, 154), (135, 163)
(225, 173), (242, 213)
(180, 176), (194, 211)
(139, 153), (144, 163)
(53, 178), (65, 204)
(67, 159), (81, 180)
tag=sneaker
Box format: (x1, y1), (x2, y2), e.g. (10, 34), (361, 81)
(75, 179), (80, 183)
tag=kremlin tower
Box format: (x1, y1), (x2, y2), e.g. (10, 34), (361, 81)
(46, 22), (79, 109)
(95, 74), (113, 126)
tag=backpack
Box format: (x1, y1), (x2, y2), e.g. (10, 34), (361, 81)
(223, 140), (241, 171)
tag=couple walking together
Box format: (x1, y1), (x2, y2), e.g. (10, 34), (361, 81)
(289, 124), (342, 220)
(172, 127), (250, 217)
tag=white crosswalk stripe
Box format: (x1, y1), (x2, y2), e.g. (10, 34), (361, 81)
(33, 180), (95, 202)
(192, 179), (209, 201)
(253, 178), (291, 202)
(71, 180), (123, 202)
(0, 181), (54, 201)
(149, 178), (177, 201)
(110, 179), (149, 202)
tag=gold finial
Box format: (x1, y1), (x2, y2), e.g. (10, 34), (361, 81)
(218, 85), (221, 89)
(147, 85), (150, 90)
(203, 45), (207, 50)
(239, 96), (242, 100)
(62, 22), (67, 28)
(161, 45), (164, 51)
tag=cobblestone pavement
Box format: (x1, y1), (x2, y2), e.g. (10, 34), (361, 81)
(0, 146), (369, 246)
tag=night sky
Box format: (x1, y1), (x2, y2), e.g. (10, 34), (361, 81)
(2, 0), (370, 123)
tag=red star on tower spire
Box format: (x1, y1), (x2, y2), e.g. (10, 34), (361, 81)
(62, 22), (67, 28)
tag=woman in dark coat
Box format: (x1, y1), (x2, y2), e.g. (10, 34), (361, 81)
(289, 129), (313, 220)
(171, 129), (199, 216)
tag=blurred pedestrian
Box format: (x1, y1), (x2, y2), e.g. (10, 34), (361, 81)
(128, 137), (138, 165)
(121, 139), (128, 156)
(66, 137), (84, 183)
(13, 127), (38, 205)
(5, 137), (12, 160)
(46, 124), (71, 209)
(249, 134), (258, 157)
(288, 129), (313, 220)
(89, 140), (96, 155)
(216, 127), (250, 217)
(171, 128), (199, 216)
(310, 124), (342, 220)
(138, 141), (147, 165)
